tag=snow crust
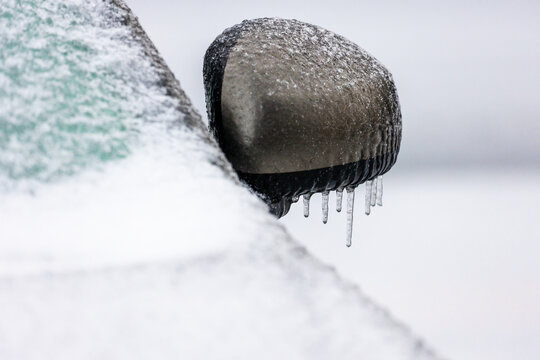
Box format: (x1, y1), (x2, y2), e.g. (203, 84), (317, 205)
(0, 1), (440, 359)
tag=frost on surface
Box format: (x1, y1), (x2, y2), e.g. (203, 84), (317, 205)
(0, 1), (439, 359)
(0, 0), (186, 189)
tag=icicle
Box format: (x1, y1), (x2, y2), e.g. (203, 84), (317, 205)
(322, 191), (329, 224)
(365, 180), (372, 215)
(370, 177), (377, 207)
(303, 194), (311, 218)
(346, 187), (355, 247)
(336, 188), (343, 212)
(376, 176), (383, 206)
(292, 195), (299, 203)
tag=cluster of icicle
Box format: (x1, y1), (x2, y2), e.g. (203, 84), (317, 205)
(292, 176), (383, 247)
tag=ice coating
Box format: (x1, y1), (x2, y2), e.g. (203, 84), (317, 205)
(204, 18), (402, 218)
(303, 193), (311, 217)
(336, 188), (343, 212)
(346, 187), (355, 247)
(215, 18), (401, 174)
(288, 178), (388, 246)
(322, 191), (329, 224)
(365, 180), (373, 215)
(371, 177), (378, 207)
(376, 176), (384, 206)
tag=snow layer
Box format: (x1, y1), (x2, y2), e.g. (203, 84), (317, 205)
(0, 0), (440, 359)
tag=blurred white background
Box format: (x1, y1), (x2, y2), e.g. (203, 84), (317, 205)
(127, 0), (540, 359)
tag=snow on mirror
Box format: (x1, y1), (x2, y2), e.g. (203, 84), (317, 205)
(204, 18), (402, 247)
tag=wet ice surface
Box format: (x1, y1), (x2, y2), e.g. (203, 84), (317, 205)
(345, 187), (355, 247)
(321, 191), (329, 224)
(303, 193), (311, 217)
(336, 188), (343, 212)
(364, 180), (372, 215)
(303, 176), (383, 247)
(282, 169), (540, 360)
(376, 176), (383, 206)
(0, 1), (440, 359)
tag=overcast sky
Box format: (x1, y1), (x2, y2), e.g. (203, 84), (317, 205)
(127, 0), (540, 169)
